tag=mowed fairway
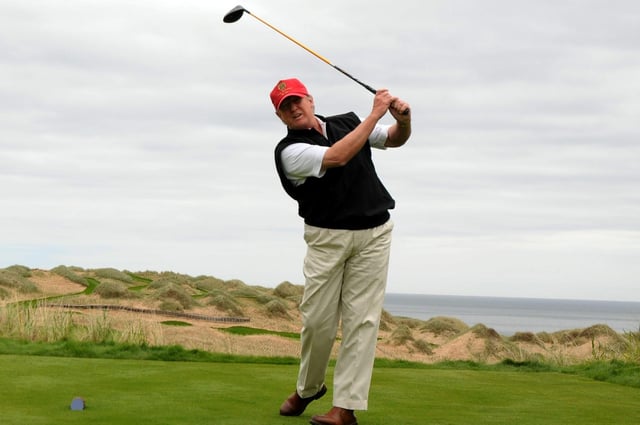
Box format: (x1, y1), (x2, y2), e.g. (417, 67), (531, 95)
(1, 355), (638, 425)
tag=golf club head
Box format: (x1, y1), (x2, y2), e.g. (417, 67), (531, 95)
(223, 5), (248, 23)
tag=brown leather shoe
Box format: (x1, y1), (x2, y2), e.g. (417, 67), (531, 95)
(310, 407), (358, 425)
(279, 384), (327, 416)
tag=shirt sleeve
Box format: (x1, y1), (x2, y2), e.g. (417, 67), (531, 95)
(280, 143), (328, 186)
(368, 123), (391, 149)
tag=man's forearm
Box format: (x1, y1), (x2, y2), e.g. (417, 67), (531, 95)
(321, 115), (379, 169)
(386, 121), (411, 148)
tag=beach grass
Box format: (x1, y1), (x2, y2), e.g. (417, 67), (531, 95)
(1, 353), (639, 425)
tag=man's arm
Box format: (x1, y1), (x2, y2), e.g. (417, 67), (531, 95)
(385, 99), (412, 148)
(321, 89), (395, 170)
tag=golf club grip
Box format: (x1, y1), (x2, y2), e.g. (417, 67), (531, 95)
(333, 65), (410, 116)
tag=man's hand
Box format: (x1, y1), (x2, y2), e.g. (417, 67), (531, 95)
(386, 95), (411, 148)
(390, 98), (411, 121)
(372, 89), (396, 119)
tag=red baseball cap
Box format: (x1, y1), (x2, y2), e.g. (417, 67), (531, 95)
(270, 78), (309, 110)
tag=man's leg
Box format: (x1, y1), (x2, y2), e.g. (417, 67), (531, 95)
(332, 220), (393, 411)
(296, 224), (352, 397)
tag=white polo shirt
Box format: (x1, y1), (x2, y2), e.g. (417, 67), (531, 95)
(280, 118), (390, 186)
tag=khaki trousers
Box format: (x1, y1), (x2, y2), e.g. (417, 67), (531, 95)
(296, 219), (393, 411)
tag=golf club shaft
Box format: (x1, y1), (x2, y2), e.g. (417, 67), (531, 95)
(246, 12), (377, 94)
(226, 6), (409, 114)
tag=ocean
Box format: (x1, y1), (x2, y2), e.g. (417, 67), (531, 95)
(383, 293), (640, 336)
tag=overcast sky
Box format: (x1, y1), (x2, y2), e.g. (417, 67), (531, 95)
(1, 0), (639, 301)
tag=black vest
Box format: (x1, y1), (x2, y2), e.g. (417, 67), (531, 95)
(274, 112), (394, 230)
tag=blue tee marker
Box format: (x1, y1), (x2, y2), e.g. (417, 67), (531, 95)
(70, 397), (85, 411)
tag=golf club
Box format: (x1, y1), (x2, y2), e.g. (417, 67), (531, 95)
(223, 5), (409, 115)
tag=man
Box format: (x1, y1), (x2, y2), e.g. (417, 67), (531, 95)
(271, 78), (411, 425)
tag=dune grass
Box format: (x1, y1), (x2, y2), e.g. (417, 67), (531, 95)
(1, 353), (639, 425)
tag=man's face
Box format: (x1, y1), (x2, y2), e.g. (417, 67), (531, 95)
(276, 95), (316, 130)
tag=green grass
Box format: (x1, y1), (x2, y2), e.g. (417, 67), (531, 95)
(84, 277), (99, 294)
(569, 359), (640, 387)
(0, 354), (638, 425)
(161, 320), (193, 327)
(0, 338), (298, 364)
(217, 325), (300, 339)
(125, 272), (153, 284)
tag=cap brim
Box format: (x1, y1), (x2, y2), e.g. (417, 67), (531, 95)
(276, 92), (307, 110)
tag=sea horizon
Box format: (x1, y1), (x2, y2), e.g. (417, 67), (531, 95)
(383, 293), (640, 336)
